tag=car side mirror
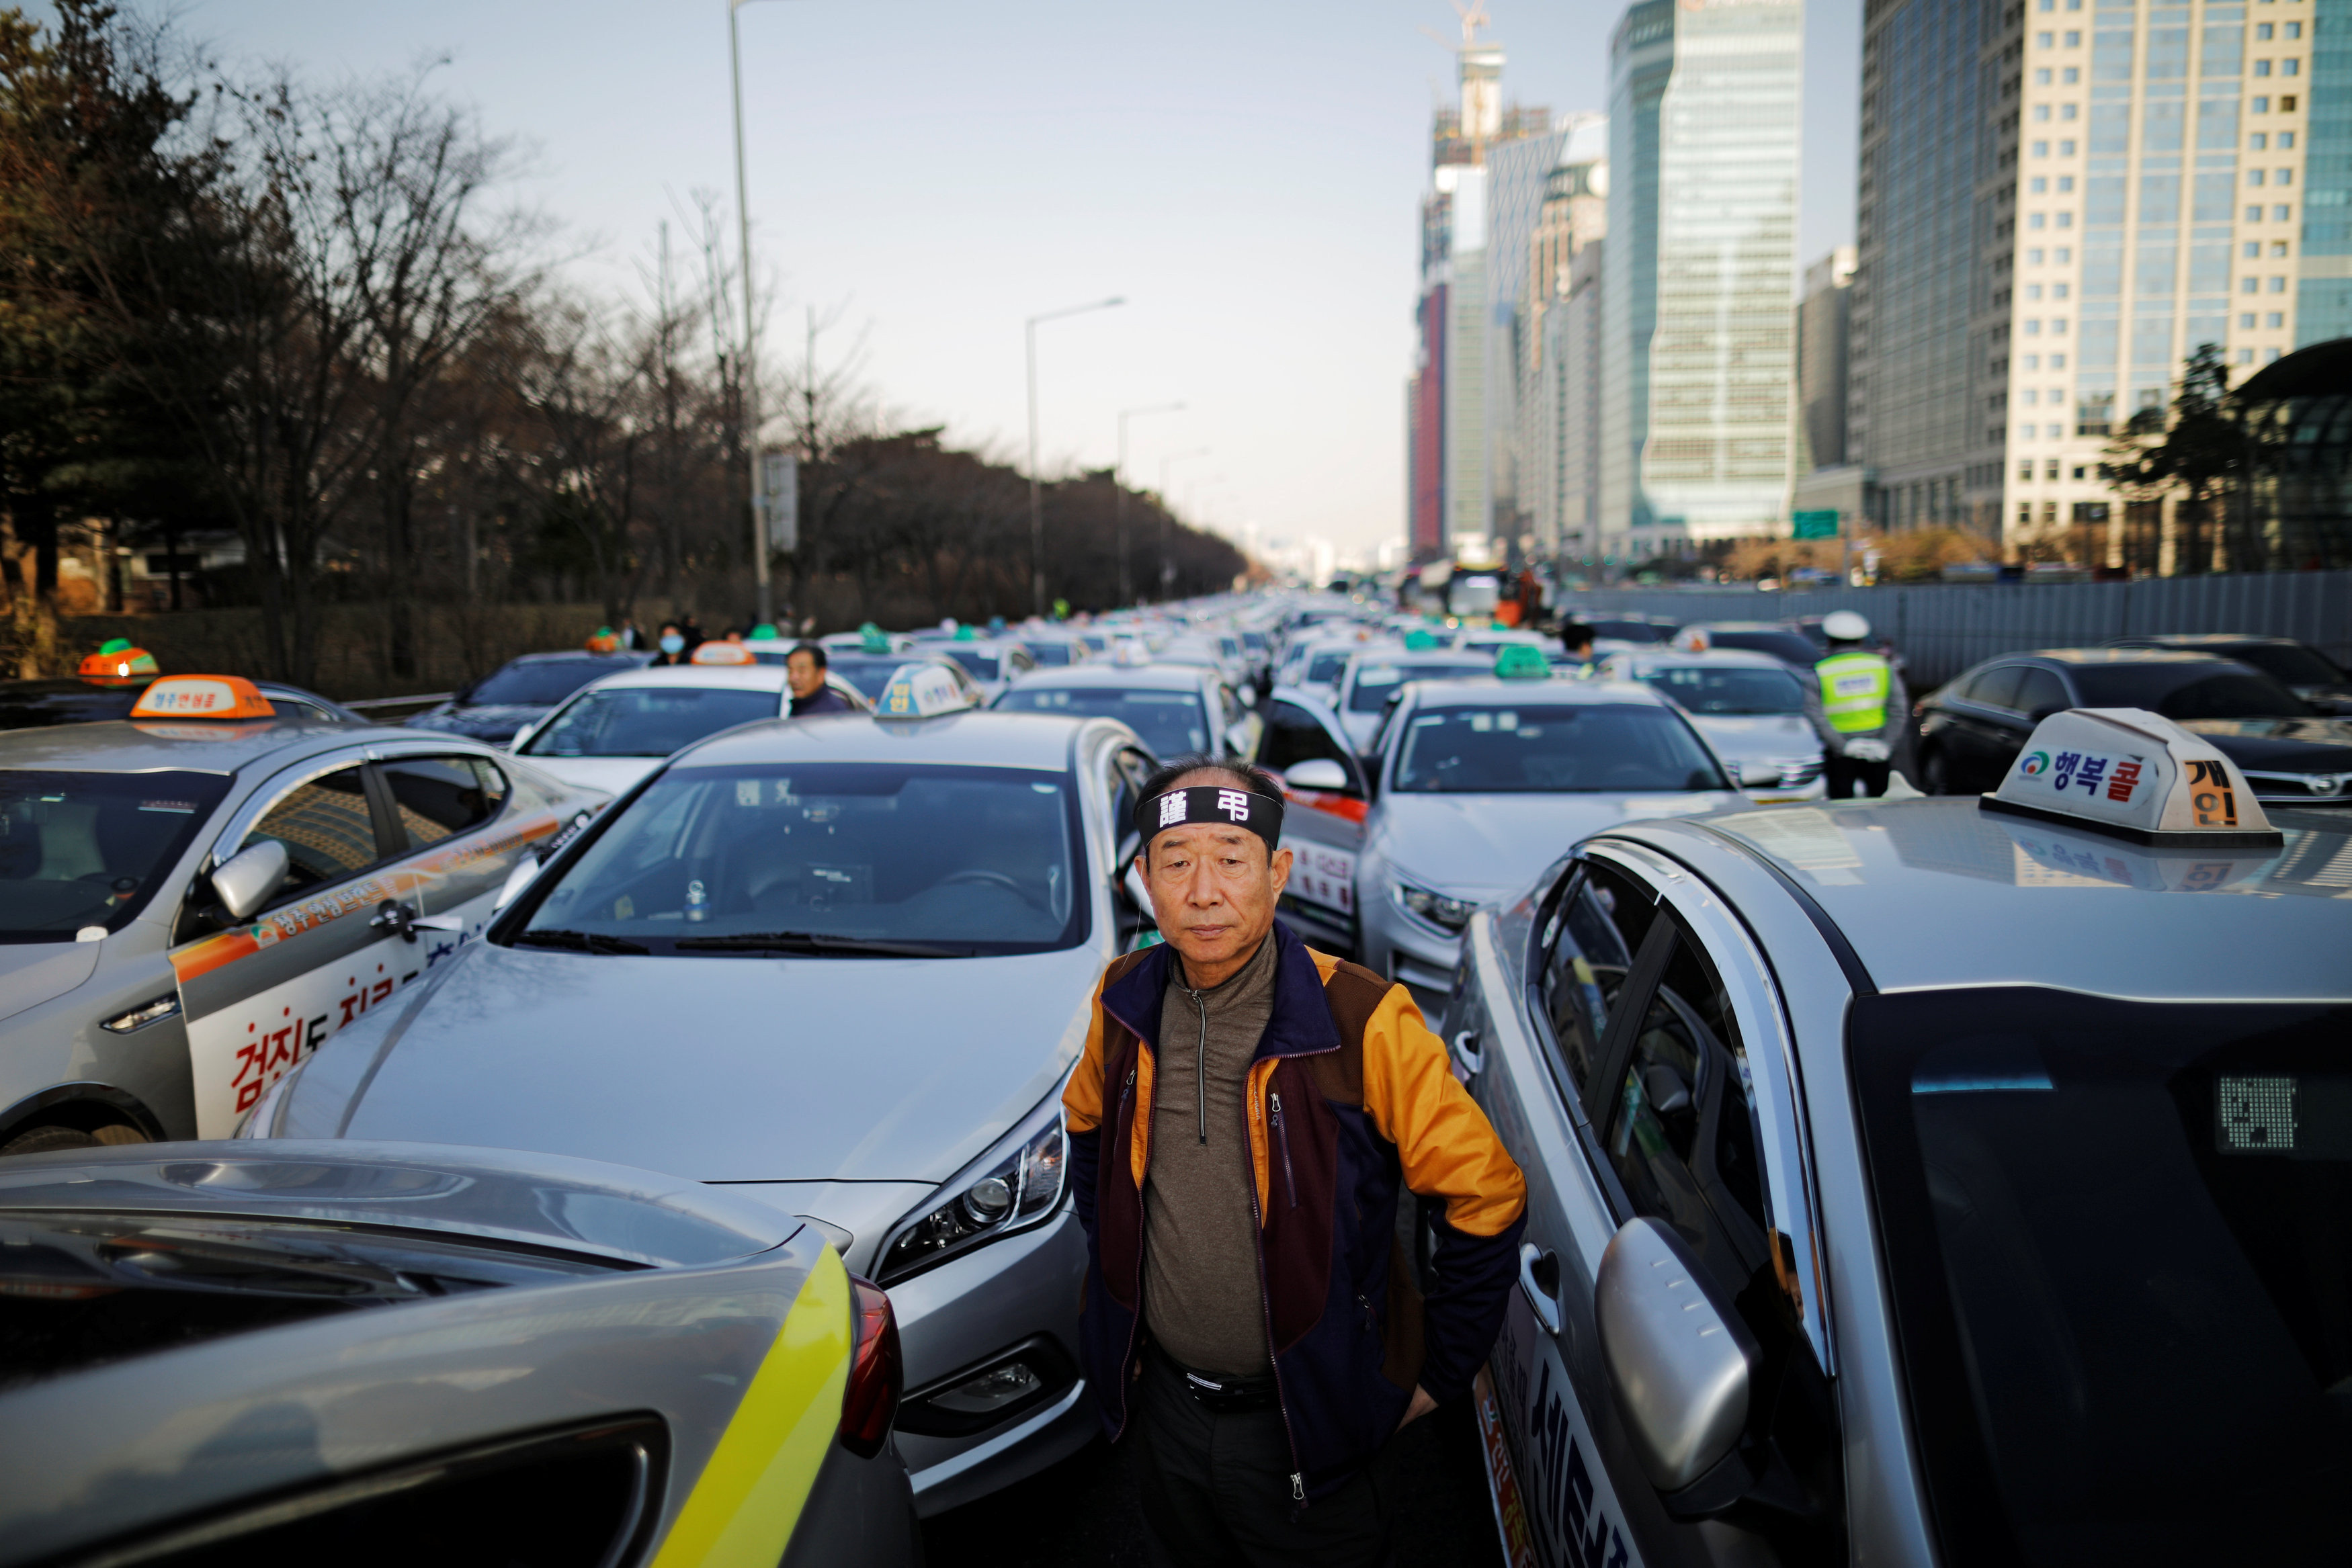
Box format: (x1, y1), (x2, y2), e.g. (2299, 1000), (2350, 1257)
(1236, 685), (1257, 708)
(1595, 1217), (1760, 1502)
(1284, 758), (1352, 792)
(1121, 857), (1153, 916)
(491, 857), (541, 914)
(212, 840), (290, 922)
(509, 722), (537, 751)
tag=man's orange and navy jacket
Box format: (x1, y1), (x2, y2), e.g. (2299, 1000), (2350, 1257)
(1062, 919), (1527, 1500)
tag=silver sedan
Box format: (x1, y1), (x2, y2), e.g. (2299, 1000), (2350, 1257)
(247, 702), (1161, 1516)
(1439, 788), (2352, 1564)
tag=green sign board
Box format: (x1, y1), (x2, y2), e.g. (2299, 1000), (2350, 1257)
(1792, 509), (1840, 541)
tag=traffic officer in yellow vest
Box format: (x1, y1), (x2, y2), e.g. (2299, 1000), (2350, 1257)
(1812, 610), (1909, 798)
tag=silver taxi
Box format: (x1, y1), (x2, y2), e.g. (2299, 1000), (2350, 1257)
(1439, 713), (2352, 1565)
(0, 677), (603, 1156)
(247, 669), (1159, 1514)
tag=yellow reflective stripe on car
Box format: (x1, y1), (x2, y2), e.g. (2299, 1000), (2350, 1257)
(649, 1248), (851, 1568)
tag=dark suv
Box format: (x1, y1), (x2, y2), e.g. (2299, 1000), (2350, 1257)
(1915, 648), (2352, 806)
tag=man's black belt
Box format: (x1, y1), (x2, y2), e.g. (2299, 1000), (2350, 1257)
(1158, 1344), (1279, 1413)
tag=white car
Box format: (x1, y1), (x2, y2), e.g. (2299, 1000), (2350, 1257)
(1596, 646), (1827, 799)
(509, 664), (867, 797)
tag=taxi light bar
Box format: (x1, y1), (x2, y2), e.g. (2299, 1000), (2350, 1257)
(1494, 644), (1550, 681)
(876, 662), (977, 718)
(689, 641), (756, 666)
(1980, 707), (2283, 848)
(128, 675), (275, 721)
(79, 640), (159, 685)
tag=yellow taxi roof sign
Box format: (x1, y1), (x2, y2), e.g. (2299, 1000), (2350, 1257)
(690, 641), (757, 665)
(877, 662), (976, 719)
(128, 674), (275, 721)
(1980, 707), (2281, 848)
(79, 643), (160, 685)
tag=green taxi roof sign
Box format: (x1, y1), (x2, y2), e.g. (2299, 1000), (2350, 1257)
(1402, 628), (1441, 652)
(858, 621), (892, 654)
(1494, 644), (1550, 681)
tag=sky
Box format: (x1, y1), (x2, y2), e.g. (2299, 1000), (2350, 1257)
(113, 0), (1859, 556)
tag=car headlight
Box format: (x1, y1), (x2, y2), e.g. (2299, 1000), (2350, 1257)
(1394, 881), (1477, 935)
(875, 1088), (1066, 1287)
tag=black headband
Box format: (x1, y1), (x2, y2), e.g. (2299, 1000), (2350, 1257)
(1134, 785), (1285, 854)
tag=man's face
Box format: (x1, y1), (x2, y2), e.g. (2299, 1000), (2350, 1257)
(786, 652), (824, 699)
(1142, 822), (1291, 975)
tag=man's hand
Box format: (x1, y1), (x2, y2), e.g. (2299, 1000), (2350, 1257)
(1396, 1384), (1437, 1434)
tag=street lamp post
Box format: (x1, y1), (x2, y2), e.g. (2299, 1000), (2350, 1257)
(1115, 402), (1185, 609)
(1157, 447), (1208, 601)
(1025, 296), (1124, 617)
(728, 0), (774, 626)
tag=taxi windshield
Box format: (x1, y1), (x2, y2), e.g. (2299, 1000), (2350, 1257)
(996, 686), (1206, 758)
(942, 649), (1000, 682)
(521, 687), (780, 758)
(823, 656), (915, 699)
(517, 763), (1084, 956)
(1628, 665), (1808, 715)
(1394, 704), (1729, 793)
(1306, 652), (1351, 685)
(464, 660), (628, 707)
(0, 770), (231, 942)
(1851, 988), (2352, 1565)
(1347, 662), (1480, 711)
(1702, 629), (1823, 666)
(1025, 642), (1075, 666)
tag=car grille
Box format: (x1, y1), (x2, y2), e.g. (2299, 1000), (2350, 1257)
(2241, 770), (2352, 804)
(1771, 757), (1824, 789)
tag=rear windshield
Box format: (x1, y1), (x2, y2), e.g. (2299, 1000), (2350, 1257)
(465, 660), (631, 707)
(1851, 988), (2352, 1566)
(1628, 665), (1808, 715)
(1027, 643), (1074, 666)
(1347, 662), (1484, 711)
(1589, 619), (1673, 644)
(942, 649), (1000, 682)
(1306, 652), (1351, 684)
(997, 686), (1206, 758)
(0, 687), (136, 731)
(521, 687), (780, 758)
(2224, 644), (2347, 687)
(1394, 705), (1728, 793)
(823, 656), (915, 699)
(0, 770), (232, 941)
(1702, 629), (1822, 666)
(2072, 665), (2312, 718)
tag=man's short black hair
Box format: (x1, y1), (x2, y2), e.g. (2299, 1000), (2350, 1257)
(1560, 621), (1595, 649)
(788, 640), (828, 669)
(1139, 752), (1281, 802)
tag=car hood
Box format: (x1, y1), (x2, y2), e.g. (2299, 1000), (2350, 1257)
(407, 703), (548, 740)
(1685, 712), (1820, 760)
(516, 755), (664, 797)
(1370, 790), (1739, 893)
(2179, 717), (2352, 768)
(278, 938), (1100, 1184)
(0, 941), (100, 1029)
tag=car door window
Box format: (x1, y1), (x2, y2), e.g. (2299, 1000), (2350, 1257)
(1538, 860), (1661, 1104)
(241, 768), (386, 898)
(1968, 665), (2026, 711)
(2012, 667), (2070, 720)
(1259, 699), (1353, 777)
(380, 756), (503, 851)
(1600, 929), (1770, 1291)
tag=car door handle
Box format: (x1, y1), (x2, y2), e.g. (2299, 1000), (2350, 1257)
(1518, 1242), (1563, 1337)
(1450, 1029), (1484, 1079)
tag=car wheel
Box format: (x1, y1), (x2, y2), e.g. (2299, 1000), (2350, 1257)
(0, 1121), (149, 1157)
(1920, 746), (1953, 796)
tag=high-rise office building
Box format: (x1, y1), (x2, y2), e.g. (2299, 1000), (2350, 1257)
(1522, 118), (1609, 562)
(1855, 0), (2344, 570)
(1798, 247), (1857, 470)
(1597, 0), (1804, 566)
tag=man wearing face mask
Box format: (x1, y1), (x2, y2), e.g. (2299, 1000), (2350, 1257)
(651, 623), (689, 666)
(1062, 756), (1527, 1566)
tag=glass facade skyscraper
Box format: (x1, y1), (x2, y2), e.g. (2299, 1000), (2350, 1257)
(1598, 0), (1804, 562)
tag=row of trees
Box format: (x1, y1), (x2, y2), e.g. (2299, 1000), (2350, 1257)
(0, 3), (1243, 687)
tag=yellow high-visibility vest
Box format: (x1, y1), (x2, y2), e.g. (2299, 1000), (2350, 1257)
(1816, 651), (1892, 734)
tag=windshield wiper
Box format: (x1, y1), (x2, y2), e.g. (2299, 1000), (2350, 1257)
(669, 930), (971, 958)
(509, 928), (650, 955)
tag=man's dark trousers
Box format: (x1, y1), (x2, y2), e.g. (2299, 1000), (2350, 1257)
(1136, 1347), (1390, 1567)
(1824, 753), (1892, 799)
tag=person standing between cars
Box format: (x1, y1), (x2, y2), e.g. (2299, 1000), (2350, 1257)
(1064, 756), (1527, 1567)
(784, 641), (851, 717)
(651, 623), (689, 666)
(1557, 621), (1596, 674)
(1813, 609), (1908, 798)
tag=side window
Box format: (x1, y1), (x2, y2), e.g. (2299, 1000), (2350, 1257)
(1601, 927), (1769, 1291)
(1259, 700), (1351, 776)
(243, 768), (384, 897)
(1539, 860), (1659, 1100)
(2013, 666), (2070, 719)
(1106, 748), (1151, 857)
(1968, 664), (2027, 711)
(380, 756), (501, 851)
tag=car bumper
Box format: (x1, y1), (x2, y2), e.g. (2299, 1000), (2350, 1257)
(1358, 897), (1463, 1009)
(883, 1203), (1093, 1517)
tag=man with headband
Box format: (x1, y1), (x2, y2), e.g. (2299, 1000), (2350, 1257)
(1062, 754), (1527, 1565)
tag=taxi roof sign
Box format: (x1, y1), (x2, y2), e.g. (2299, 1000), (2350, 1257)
(1493, 644), (1550, 681)
(877, 662), (978, 719)
(690, 641), (757, 666)
(1980, 707), (2282, 848)
(79, 642), (160, 685)
(857, 621), (892, 654)
(128, 674), (274, 721)
(1402, 628), (1441, 652)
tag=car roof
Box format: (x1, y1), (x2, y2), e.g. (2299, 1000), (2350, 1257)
(1405, 676), (1673, 707)
(1004, 664), (1206, 692)
(507, 650), (645, 666)
(671, 709), (1111, 771)
(1681, 621), (1791, 632)
(2005, 648), (2236, 668)
(1603, 648), (1793, 671)
(0, 717), (416, 775)
(2113, 633), (2301, 648)
(564, 665), (788, 693)
(1619, 798), (2352, 1002)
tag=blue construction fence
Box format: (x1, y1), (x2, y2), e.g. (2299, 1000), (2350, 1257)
(1558, 570), (2352, 690)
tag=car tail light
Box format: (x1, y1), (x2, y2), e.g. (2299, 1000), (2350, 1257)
(840, 1274), (901, 1458)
